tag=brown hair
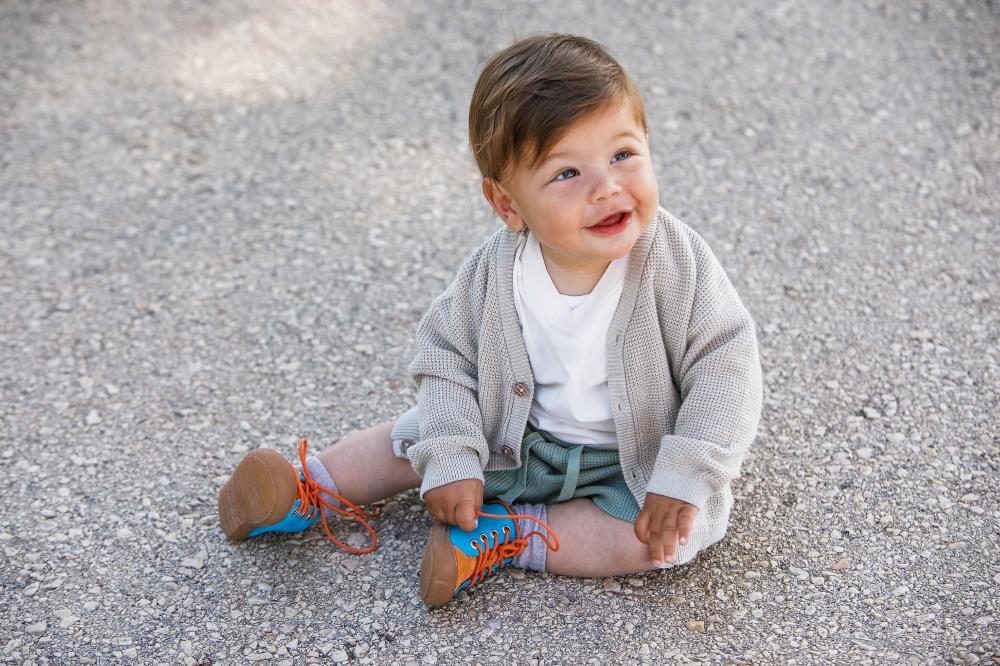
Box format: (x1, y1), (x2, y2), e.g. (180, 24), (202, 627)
(469, 33), (648, 185)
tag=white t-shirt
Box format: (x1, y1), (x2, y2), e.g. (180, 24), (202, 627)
(511, 231), (628, 449)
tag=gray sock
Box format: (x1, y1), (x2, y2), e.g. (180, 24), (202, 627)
(510, 502), (548, 573)
(303, 455), (342, 519)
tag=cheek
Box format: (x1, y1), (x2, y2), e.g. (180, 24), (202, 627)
(639, 166), (659, 200)
(550, 180), (580, 196)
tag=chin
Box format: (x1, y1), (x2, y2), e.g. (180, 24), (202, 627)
(607, 239), (638, 260)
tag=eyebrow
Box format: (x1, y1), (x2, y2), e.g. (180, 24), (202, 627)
(540, 130), (643, 166)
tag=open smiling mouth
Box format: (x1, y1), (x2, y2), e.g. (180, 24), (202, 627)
(588, 210), (631, 234)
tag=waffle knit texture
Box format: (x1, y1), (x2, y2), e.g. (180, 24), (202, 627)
(390, 207), (763, 565)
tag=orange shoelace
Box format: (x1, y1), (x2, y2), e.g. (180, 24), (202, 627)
(289, 438), (381, 554)
(466, 507), (560, 588)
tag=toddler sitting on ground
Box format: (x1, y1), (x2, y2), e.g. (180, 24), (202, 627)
(218, 32), (763, 607)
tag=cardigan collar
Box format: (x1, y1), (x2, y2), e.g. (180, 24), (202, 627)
(494, 209), (660, 382)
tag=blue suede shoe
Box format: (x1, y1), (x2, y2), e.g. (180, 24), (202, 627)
(218, 439), (380, 553)
(418, 500), (560, 607)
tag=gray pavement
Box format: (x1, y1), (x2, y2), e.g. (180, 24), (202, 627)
(1, 1), (998, 664)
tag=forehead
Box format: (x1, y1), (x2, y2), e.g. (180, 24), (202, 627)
(556, 102), (639, 140)
(533, 102), (643, 167)
(500, 98), (645, 185)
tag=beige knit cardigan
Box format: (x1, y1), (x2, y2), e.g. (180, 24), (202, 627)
(389, 206), (763, 564)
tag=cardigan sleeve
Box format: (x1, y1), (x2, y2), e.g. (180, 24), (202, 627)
(647, 225), (763, 512)
(405, 245), (493, 498)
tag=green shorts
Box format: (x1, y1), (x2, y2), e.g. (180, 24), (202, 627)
(483, 423), (640, 524)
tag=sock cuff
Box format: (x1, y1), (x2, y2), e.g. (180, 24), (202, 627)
(511, 502), (548, 573)
(304, 455), (341, 515)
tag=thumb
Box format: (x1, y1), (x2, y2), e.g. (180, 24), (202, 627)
(634, 509), (649, 544)
(457, 499), (478, 532)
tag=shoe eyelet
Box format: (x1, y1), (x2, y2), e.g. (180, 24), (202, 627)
(490, 529), (499, 542)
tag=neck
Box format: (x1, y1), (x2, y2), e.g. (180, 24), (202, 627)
(540, 250), (610, 296)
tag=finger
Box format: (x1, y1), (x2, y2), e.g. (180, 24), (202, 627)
(456, 500), (478, 532)
(677, 505), (698, 547)
(633, 510), (650, 544)
(647, 520), (665, 565)
(662, 512), (679, 564)
(446, 501), (461, 528)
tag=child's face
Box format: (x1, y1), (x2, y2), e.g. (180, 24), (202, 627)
(483, 100), (659, 278)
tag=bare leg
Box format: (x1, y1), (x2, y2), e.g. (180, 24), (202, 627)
(316, 419), (421, 506)
(544, 498), (660, 577)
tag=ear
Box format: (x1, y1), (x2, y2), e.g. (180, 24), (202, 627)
(482, 178), (527, 233)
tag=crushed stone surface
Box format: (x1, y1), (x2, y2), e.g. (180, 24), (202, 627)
(1, 1), (997, 664)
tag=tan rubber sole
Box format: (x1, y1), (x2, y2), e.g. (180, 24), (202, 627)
(218, 448), (297, 540)
(419, 520), (460, 607)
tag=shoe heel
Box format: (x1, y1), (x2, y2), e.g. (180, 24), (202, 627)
(218, 448), (297, 540)
(419, 521), (460, 607)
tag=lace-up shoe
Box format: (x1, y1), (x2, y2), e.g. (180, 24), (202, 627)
(218, 439), (380, 553)
(418, 500), (559, 607)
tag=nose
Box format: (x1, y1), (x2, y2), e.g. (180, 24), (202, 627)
(590, 170), (622, 203)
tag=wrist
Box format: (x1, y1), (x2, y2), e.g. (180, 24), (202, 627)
(419, 454), (485, 499)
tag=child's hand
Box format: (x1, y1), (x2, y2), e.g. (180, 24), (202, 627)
(424, 479), (484, 531)
(634, 493), (699, 566)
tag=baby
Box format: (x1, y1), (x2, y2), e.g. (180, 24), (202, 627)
(218, 32), (763, 608)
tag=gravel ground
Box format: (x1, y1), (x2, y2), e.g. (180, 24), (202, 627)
(1, 1), (998, 664)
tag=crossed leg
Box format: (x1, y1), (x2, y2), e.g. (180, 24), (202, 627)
(315, 419), (660, 577)
(545, 498), (660, 577)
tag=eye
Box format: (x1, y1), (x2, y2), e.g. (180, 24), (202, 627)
(554, 168), (578, 182)
(613, 149), (633, 162)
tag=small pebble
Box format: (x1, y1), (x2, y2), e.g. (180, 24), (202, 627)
(25, 622), (47, 635)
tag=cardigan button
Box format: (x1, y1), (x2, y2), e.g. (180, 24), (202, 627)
(400, 438), (415, 451)
(501, 445), (514, 456)
(629, 470), (639, 480)
(513, 382), (530, 398)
